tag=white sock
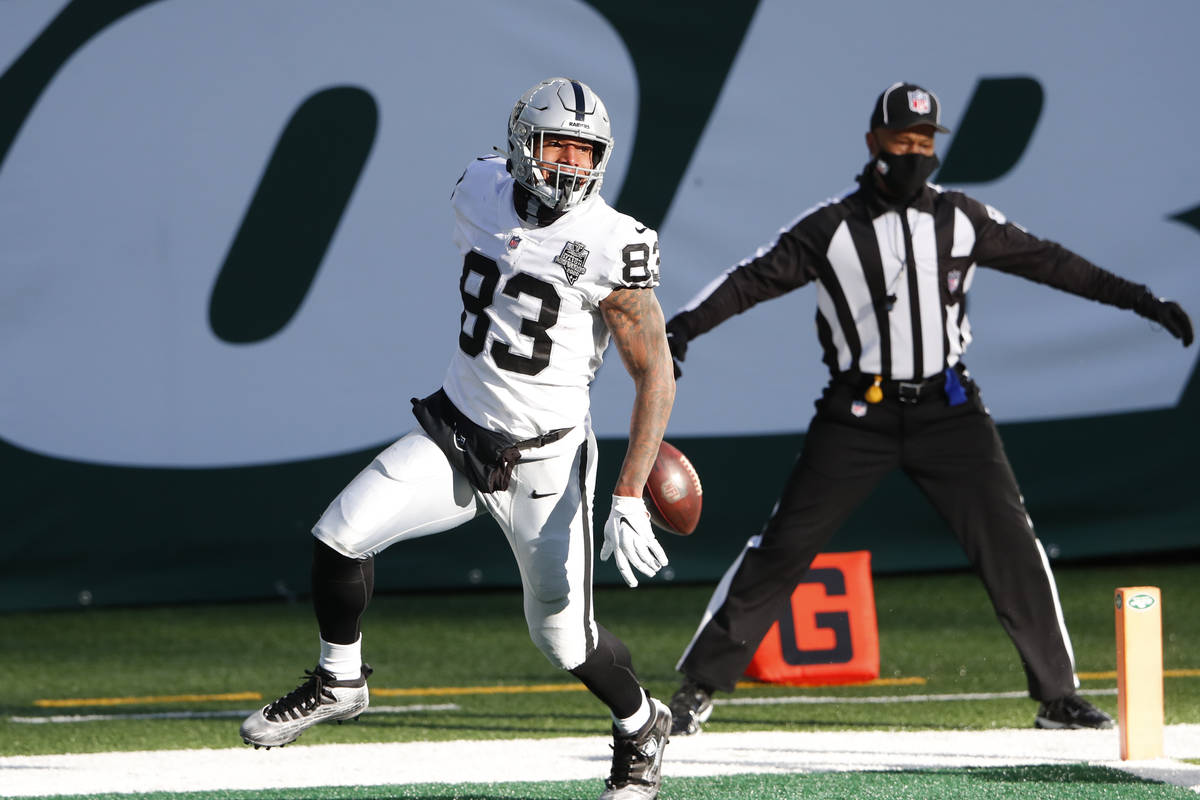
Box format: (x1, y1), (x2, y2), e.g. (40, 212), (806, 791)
(318, 635), (363, 681)
(613, 692), (651, 736)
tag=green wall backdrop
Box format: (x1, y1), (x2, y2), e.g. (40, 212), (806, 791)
(2, 0), (1197, 610)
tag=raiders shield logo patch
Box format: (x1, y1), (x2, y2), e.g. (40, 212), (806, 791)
(554, 240), (589, 285)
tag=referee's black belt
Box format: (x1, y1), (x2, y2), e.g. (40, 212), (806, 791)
(838, 368), (958, 404)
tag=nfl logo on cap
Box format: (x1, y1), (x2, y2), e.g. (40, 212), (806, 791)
(871, 82), (950, 134)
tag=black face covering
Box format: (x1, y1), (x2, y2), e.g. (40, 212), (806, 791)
(512, 180), (565, 226)
(873, 150), (939, 202)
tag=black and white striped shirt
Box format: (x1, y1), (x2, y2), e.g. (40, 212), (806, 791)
(674, 170), (1154, 382)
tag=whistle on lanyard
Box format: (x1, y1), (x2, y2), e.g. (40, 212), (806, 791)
(865, 375), (883, 404)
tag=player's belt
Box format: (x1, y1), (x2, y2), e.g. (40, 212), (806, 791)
(513, 427), (574, 450)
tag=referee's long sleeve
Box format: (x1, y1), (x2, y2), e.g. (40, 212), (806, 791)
(672, 172), (1162, 382)
(955, 192), (1152, 310)
(675, 221), (819, 339)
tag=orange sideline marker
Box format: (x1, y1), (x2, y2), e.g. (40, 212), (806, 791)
(744, 551), (879, 686)
(1115, 586), (1164, 760)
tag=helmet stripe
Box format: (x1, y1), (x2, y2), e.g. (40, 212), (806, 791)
(569, 80), (586, 121)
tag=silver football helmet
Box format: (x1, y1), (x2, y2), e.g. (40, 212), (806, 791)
(504, 77), (613, 213)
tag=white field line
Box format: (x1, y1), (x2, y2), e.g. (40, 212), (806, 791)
(720, 688), (1118, 706)
(1, 725), (1198, 797)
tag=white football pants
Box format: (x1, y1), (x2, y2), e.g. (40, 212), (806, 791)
(313, 426), (600, 670)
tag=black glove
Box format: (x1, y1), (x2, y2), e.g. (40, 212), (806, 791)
(1136, 294), (1194, 347)
(665, 316), (690, 379)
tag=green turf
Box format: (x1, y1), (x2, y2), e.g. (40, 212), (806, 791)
(2, 560), (1198, 756)
(8, 765), (1198, 800)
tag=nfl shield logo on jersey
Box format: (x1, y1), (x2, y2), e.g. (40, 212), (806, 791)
(507, 235), (521, 250)
(907, 90), (931, 114)
(554, 240), (590, 285)
(851, 400), (868, 418)
(947, 269), (962, 294)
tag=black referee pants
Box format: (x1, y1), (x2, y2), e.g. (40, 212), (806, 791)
(678, 374), (1078, 702)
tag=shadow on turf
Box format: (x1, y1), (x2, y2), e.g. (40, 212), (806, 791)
(716, 715), (1003, 731)
(353, 711), (615, 738)
(136, 768), (1149, 800)
(351, 709), (1024, 738)
(889, 765), (1154, 784)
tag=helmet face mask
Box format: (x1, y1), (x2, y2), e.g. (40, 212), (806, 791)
(505, 78), (613, 213)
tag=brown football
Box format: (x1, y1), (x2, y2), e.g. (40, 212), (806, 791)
(643, 440), (703, 535)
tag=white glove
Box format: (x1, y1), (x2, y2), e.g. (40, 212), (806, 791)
(601, 494), (668, 588)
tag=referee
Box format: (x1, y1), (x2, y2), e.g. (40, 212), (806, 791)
(665, 81), (1193, 735)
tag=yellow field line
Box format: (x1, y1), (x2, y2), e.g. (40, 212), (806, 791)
(371, 683), (589, 698)
(40, 670), (1199, 708)
(1078, 668), (1200, 680)
(35, 691), (262, 708)
(35, 677), (928, 707)
(737, 676), (927, 690)
(863, 677), (928, 687)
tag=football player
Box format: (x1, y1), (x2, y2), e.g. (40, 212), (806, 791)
(240, 77), (676, 800)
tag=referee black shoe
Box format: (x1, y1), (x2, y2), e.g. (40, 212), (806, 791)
(1034, 694), (1115, 730)
(667, 679), (714, 736)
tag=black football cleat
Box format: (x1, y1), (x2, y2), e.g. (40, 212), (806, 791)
(668, 679), (714, 736)
(1035, 693), (1115, 729)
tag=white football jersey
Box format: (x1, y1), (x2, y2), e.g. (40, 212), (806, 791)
(442, 156), (660, 439)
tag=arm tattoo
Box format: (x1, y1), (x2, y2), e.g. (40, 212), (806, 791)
(600, 288), (676, 497)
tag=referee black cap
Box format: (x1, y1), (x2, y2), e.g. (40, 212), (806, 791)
(870, 82), (950, 134)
